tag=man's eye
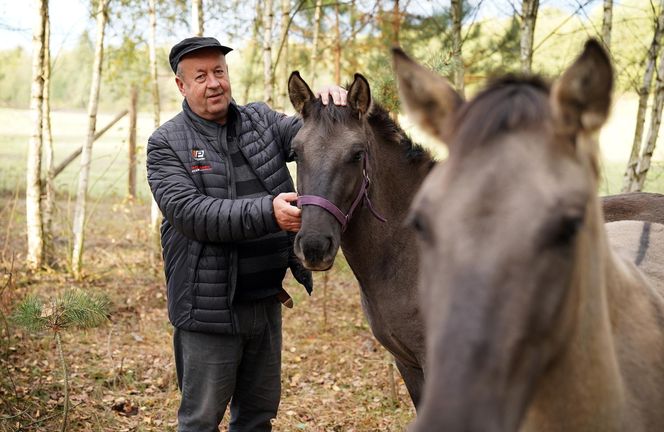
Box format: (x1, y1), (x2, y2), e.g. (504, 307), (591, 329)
(195, 75), (205, 82)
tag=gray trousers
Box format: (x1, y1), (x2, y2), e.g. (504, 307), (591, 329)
(173, 297), (282, 432)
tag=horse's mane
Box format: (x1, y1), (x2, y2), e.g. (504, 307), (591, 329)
(305, 97), (433, 165)
(452, 75), (551, 157)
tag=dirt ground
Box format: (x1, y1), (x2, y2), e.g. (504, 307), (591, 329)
(0, 194), (415, 431)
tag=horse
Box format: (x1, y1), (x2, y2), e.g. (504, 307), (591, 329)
(393, 39), (664, 431)
(287, 71), (434, 408)
(602, 191), (664, 223)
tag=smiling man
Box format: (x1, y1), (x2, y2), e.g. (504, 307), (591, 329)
(146, 36), (346, 432)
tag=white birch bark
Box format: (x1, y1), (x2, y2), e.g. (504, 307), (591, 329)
(42, 11), (56, 264)
(520, 0), (539, 74)
(622, 2), (664, 192)
(71, 0), (109, 278)
(602, 0), (613, 51)
(192, 0), (204, 36)
(26, 0), (47, 270)
(629, 52), (664, 191)
(149, 0), (162, 259)
(278, 0), (290, 111)
(263, 0), (274, 106)
(309, 0), (323, 87)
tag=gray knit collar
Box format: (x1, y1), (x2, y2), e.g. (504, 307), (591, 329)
(182, 99), (237, 138)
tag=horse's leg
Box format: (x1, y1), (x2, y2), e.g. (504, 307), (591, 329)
(394, 359), (424, 411)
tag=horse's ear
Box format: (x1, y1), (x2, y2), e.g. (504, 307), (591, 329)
(551, 39), (613, 136)
(289, 71), (315, 115)
(392, 47), (463, 143)
(348, 73), (372, 117)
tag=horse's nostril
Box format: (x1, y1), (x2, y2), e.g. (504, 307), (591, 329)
(299, 234), (334, 263)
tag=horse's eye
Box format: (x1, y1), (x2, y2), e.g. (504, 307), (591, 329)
(353, 151), (364, 162)
(543, 212), (584, 247)
(289, 149), (299, 162)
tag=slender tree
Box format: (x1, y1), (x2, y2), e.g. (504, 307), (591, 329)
(71, 0), (109, 278)
(309, 0), (323, 87)
(629, 53), (664, 191)
(451, 0), (465, 97)
(520, 0), (539, 74)
(127, 85), (138, 199)
(623, 1), (664, 192)
(148, 0), (162, 258)
(263, 0), (274, 105)
(333, 2), (341, 84)
(192, 0), (204, 36)
(26, 0), (47, 270)
(42, 7), (56, 265)
(278, 0), (291, 110)
(602, 0), (613, 51)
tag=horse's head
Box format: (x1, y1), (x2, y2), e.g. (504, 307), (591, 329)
(288, 72), (374, 270)
(394, 40), (613, 431)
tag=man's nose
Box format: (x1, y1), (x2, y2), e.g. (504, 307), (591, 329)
(206, 76), (221, 88)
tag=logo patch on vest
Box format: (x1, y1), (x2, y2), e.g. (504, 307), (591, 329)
(191, 164), (212, 173)
(191, 149), (205, 160)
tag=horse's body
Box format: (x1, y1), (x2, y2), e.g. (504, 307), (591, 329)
(602, 192), (664, 223)
(287, 72), (433, 407)
(393, 40), (664, 431)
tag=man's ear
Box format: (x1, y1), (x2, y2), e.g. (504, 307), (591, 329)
(347, 73), (372, 117)
(175, 75), (186, 97)
(392, 47), (463, 143)
(289, 71), (315, 115)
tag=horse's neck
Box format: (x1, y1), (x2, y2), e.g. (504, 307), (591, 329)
(340, 126), (430, 287)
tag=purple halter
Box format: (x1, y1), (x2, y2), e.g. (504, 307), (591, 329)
(296, 155), (387, 232)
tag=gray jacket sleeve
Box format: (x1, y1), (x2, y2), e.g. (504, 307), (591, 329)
(147, 130), (281, 243)
(260, 104), (302, 161)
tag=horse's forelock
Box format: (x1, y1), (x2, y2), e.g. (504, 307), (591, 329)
(451, 75), (551, 157)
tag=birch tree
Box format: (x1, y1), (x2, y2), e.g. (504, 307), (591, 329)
(192, 0), (204, 36)
(263, 0), (274, 105)
(623, 1), (664, 191)
(149, 0), (162, 258)
(451, 0), (465, 97)
(602, 0), (613, 52)
(333, 2), (341, 84)
(42, 11), (56, 264)
(26, 0), (47, 270)
(309, 0), (324, 87)
(71, 0), (109, 278)
(628, 54), (664, 191)
(278, 0), (290, 110)
(520, 0), (539, 74)
(127, 85), (138, 199)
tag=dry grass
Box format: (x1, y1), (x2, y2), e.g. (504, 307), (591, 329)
(0, 195), (415, 432)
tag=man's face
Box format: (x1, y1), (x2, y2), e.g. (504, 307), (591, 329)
(176, 48), (232, 124)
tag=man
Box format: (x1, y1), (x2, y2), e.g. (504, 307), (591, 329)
(146, 36), (346, 431)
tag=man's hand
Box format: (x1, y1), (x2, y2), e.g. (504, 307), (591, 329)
(316, 85), (347, 106)
(273, 192), (301, 232)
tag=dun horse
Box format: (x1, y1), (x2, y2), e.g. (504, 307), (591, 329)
(287, 72), (434, 407)
(394, 40), (664, 431)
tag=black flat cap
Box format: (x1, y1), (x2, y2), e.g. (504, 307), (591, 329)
(169, 36), (233, 73)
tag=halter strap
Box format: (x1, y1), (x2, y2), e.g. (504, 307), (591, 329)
(296, 156), (387, 232)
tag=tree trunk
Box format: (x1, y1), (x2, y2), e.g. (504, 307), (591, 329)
(520, 0), (539, 74)
(451, 0), (465, 97)
(628, 51), (664, 191)
(622, 2), (664, 192)
(602, 0), (613, 52)
(127, 85), (138, 200)
(333, 2), (341, 85)
(192, 0), (204, 36)
(42, 9), (56, 265)
(71, 0), (109, 279)
(309, 0), (323, 86)
(26, 0), (47, 270)
(392, 0), (400, 45)
(278, 0), (290, 111)
(263, 0), (274, 106)
(148, 0), (162, 262)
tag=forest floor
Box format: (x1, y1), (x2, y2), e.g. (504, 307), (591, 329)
(0, 194), (415, 432)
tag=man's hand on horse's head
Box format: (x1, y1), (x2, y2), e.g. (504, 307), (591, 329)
(316, 85), (347, 106)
